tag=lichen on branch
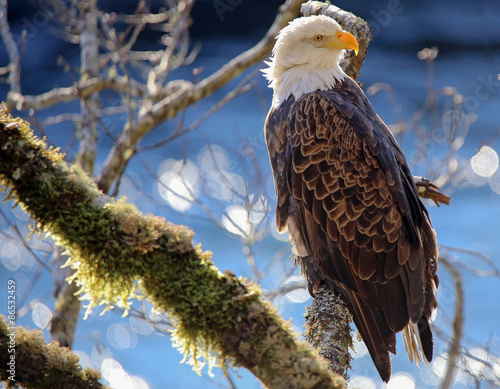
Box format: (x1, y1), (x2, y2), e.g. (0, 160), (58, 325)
(0, 315), (104, 389)
(0, 110), (345, 389)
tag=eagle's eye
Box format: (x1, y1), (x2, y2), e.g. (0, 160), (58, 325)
(313, 35), (323, 42)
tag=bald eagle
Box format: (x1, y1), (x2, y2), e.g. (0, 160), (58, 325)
(263, 15), (439, 382)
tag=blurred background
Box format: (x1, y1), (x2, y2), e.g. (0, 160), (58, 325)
(1, 0), (499, 388)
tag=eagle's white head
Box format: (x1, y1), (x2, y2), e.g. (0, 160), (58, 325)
(262, 15), (359, 107)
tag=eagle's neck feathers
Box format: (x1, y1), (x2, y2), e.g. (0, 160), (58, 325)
(263, 52), (346, 108)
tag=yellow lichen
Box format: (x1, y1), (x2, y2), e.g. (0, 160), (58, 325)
(0, 110), (346, 388)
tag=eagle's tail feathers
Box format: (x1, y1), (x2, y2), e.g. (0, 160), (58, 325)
(402, 318), (434, 367)
(336, 286), (395, 383)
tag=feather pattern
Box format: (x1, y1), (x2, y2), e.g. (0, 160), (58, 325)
(265, 75), (439, 382)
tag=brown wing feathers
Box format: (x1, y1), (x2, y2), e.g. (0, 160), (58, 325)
(265, 77), (438, 382)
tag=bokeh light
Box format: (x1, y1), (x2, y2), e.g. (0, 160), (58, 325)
(130, 316), (153, 336)
(222, 205), (251, 237)
(493, 357), (500, 384)
(197, 144), (230, 175)
(420, 366), (441, 386)
(157, 159), (199, 212)
(471, 146), (499, 177)
(73, 350), (92, 369)
(283, 275), (309, 303)
(249, 196), (267, 226)
(464, 348), (488, 378)
(197, 144), (248, 203)
(489, 167), (500, 194)
(101, 359), (137, 388)
(129, 376), (149, 389)
(91, 344), (113, 369)
(107, 323), (137, 350)
(32, 303), (52, 329)
(431, 353), (447, 379)
(206, 170), (247, 203)
(348, 375), (376, 389)
(222, 197), (267, 238)
(1, 241), (23, 271)
(387, 372), (415, 389)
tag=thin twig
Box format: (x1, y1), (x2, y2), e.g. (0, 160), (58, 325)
(139, 77), (254, 152)
(0, 0), (21, 95)
(0, 209), (50, 271)
(439, 256), (464, 389)
(440, 245), (500, 278)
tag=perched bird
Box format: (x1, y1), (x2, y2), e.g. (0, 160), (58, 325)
(263, 15), (439, 382)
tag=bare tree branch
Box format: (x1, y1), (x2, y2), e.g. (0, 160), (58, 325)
(439, 256), (464, 389)
(7, 77), (149, 111)
(440, 245), (500, 278)
(414, 176), (451, 206)
(0, 0), (21, 95)
(139, 74), (255, 152)
(77, 0), (100, 175)
(95, 0), (307, 193)
(50, 0), (104, 349)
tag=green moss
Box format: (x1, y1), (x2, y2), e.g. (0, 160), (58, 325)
(0, 111), (346, 388)
(0, 111), (253, 374)
(0, 316), (104, 388)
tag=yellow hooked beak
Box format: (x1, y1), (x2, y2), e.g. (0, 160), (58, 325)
(323, 31), (359, 55)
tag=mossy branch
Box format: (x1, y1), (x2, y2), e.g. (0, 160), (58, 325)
(304, 289), (353, 380)
(0, 110), (346, 388)
(0, 315), (104, 389)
